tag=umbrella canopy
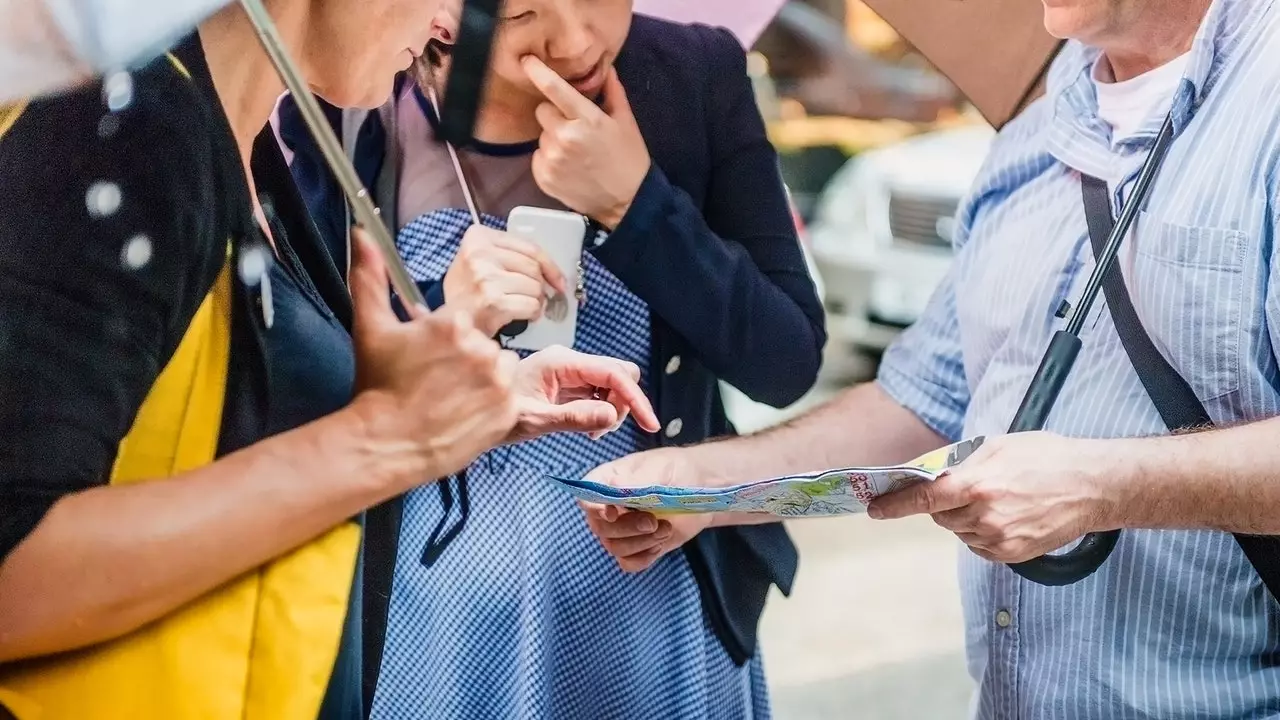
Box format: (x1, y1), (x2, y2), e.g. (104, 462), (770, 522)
(632, 0), (782, 47)
(861, 0), (1062, 128)
(633, 0), (1063, 129)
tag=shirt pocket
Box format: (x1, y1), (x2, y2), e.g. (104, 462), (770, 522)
(1129, 214), (1247, 402)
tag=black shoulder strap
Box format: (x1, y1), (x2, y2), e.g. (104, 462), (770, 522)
(1081, 174), (1280, 602)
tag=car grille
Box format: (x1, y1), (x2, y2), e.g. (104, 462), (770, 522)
(888, 193), (959, 250)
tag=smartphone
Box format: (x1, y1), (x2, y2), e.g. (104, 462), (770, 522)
(504, 206), (586, 351)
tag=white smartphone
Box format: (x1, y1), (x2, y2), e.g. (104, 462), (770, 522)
(504, 206), (587, 351)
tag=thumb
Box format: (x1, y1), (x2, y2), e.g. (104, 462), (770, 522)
(601, 68), (633, 121)
(349, 227), (393, 314)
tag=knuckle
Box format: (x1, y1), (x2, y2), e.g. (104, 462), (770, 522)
(974, 515), (1002, 538)
(915, 484), (938, 511)
(993, 541), (1023, 562)
(969, 483), (996, 504)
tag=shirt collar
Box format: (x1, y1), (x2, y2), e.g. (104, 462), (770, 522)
(1041, 0), (1264, 175)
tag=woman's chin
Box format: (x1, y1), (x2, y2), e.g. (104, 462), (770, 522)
(315, 77), (397, 112)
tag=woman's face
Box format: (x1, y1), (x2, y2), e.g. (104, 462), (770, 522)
(487, 0), (634, 102)
(303, 0), (443, 108)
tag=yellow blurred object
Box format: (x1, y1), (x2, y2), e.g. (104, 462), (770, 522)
(846, 0), (901, 53)
(767, 111), (979, 156)
(0, 55), (360, 720)
(0, 102), (26, 137)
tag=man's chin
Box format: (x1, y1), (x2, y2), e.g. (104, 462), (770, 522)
(1041, 5), (1101, 41)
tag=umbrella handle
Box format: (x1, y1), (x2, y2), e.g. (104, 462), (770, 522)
(1001, 330), (1119, 585)
(1008, 530), (1120, 585)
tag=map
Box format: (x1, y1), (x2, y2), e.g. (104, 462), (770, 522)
(547, 437), (985, 518)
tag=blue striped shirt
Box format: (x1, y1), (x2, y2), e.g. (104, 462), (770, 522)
(876, 1), (1280, 717)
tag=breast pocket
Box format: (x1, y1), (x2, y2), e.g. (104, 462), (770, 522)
(1129, 215), (1247, 402)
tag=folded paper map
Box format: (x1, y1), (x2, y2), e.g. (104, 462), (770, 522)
(548, 437), (985, 518)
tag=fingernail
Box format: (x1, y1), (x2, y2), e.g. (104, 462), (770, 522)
(639, 516), (657, 532)
(867, 506), (883, 520)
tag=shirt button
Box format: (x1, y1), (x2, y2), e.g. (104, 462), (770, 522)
(665, 355), (682, 375)
(665, 418), (684, 438)
(995, 609), (1013, 629)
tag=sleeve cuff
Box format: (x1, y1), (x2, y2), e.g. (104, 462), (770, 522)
(875, 360), (966, 443)
(593, 164), (672, 255)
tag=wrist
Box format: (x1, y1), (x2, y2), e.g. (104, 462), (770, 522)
(344, 394), (438, 493)
(598, 159), (652, 230)
(597, 198), (632, 231)
(1089, 436), (1170, 530)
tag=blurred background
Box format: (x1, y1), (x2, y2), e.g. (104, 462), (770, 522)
(717, 1), (986, 716)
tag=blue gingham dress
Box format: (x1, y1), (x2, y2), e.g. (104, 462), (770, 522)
(369, 207), (769, 720)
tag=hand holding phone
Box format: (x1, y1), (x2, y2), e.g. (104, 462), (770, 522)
(441, 224), (567, 337)
(502, 206), (587, 351)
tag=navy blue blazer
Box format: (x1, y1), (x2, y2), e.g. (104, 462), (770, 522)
(280, 13), (827, 696)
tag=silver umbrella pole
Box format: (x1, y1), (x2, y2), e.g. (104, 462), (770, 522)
(238, 0), (426, 309)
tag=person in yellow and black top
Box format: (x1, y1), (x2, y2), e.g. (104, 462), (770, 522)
(0, 2), (658, 719)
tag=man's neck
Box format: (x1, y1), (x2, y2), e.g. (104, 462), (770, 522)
(1097, 0), (1211, 82)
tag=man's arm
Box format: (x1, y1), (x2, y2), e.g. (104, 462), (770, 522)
(688, 381), (946, 490)
(868, 419), (1280, 564)
(1109, 419), (1280, 534)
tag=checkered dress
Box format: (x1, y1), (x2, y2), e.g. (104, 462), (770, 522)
(369, 208), (769, 720)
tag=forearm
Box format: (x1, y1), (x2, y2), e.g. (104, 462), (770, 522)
(1109, 416), (1280, 534)
(690, 381), (946, 490)
(0, 401), (428, 662)
(595, 169), (824, 406)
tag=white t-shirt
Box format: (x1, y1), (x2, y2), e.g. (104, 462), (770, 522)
(1093, 52), (1190, 141)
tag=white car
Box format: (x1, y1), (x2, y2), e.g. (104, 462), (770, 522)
(809, 123), (995, 368)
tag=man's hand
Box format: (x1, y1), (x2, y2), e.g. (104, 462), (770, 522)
(580, 448), (718, 572)
(508, 345), (660, 444)
(522, 56), (651, 229)
(867, 432), (1128, 563)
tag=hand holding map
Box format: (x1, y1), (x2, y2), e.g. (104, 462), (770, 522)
(549, 436), (986, 518)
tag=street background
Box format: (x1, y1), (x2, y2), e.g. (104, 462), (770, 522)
(708, 1), (986, 715)
(728, 377), (973, 720)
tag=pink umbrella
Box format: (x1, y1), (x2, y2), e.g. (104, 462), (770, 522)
(633, 0), (783, 48)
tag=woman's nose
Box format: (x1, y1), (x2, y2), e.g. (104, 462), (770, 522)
(545, 18), (593, 63)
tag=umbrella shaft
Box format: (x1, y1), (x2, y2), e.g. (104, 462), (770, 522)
(1063, 112), (1177, 337)
(238, 0), (426, 309)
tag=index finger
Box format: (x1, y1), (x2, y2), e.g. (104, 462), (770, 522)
(583, 364), (660, 432)
(521, 55), (598, 119)
(867, 474), (967, 520)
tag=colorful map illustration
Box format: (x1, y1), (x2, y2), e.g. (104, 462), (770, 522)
(547, 437), (985, 517)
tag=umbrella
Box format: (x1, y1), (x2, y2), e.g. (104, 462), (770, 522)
(632, 0), (781, 47)
(633, 0), (1063, 129)
(859, 0), (1062, 128)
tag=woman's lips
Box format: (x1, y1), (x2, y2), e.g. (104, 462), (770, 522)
(565, 61), (605, 96)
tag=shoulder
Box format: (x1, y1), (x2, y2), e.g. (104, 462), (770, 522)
(623, 15), (747, 85)
(3, 51), (214, 175)
(0, 49), (230, 335)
